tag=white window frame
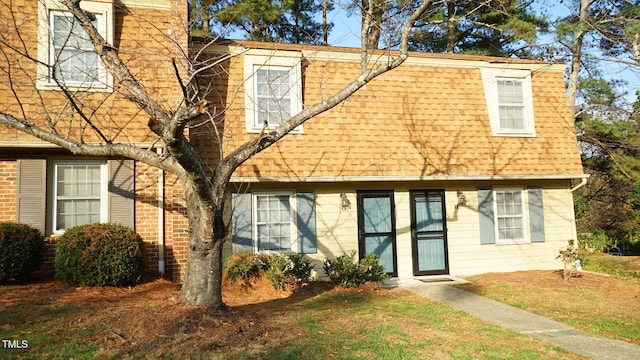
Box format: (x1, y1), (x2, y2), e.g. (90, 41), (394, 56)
(52, 160), (108, 233)
(481, 67), (535, 137)
(244, 53), (303, 134)
(493, 187), (528, 244)
(252, 191), (295, 252)
(37, 0), (114, 91)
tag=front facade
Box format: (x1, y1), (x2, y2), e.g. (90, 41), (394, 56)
(0, 1), (584, 281)
(206, 41), (586, 279)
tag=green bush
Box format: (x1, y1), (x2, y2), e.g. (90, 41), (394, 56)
(55, 223), (147, 286)
(264, 253), (315, 290)
(0, 222), (45, 283)
(323, 251), (389, 288)
(225, 251), (265, 284)
(578, 230), (612, 253)
(225, 252), (315, 290)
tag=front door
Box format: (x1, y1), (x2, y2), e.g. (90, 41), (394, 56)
(411, 190), (449, 276)
(357, 191), (397, 276)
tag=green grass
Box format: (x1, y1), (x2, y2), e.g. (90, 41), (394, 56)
(224, 290), (581, 360)
(0, 282), (585, 360)
(583, 254), (640, 279)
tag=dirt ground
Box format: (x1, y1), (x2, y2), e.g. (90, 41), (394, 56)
(2, 268), (639, 357)
(0, 277), (336, 358)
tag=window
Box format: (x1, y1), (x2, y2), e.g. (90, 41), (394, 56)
(37, 0), (113, 91)
(481, 68), (535, 137)
(255, 67), (293, 126)
(53, 161), (108, 232)
(497, 79), (525, 131)
(493, 188), (526, 243)
(253, 193), (293, 251)
(50, 11), (103, 84)
(244, 53), (302, 133)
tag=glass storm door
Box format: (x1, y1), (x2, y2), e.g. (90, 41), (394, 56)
(411, 191), (449, 276)
(357, 191), (397, 276)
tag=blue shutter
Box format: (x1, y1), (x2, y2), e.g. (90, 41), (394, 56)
(231, 192), (252, 252)
(478, 187), (496, 245)
(296, 190), (317, 254)
(528, 187), (545, 243)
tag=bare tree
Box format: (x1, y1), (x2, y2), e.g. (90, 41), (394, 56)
(0, 0), (434, 307)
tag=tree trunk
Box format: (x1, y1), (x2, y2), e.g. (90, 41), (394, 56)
(567, 0), (590, 118)
(179, 177), (226, 308)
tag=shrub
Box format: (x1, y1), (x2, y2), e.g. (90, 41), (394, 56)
(264, 253), (315, 290)
(578, 230), (612, 253)
(55, 223), (147, 286)
(224, 251), (265, 284)
(556, 240), (580, 282)
(0, 222), (45, 283)
(323, 251), (389, 288)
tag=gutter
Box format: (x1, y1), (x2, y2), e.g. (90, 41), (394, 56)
(570, 176), (588, 192)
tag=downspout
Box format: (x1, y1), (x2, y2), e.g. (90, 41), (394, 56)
(570, 176), (588, 249)
(157, 147), (165, 276)
(570, 177), (588, 192)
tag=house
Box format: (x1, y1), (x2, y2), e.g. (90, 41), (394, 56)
(198, 40), (586, 279)
(0, 0), (584, 281)
(0, 0), (192, 279)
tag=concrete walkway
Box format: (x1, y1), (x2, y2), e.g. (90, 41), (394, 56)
(395, 280), (640, 360)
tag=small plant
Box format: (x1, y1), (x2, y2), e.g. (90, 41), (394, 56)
(265, 252), (293, 290)
(224, 251), (265, 284)
(264, 253), (315, 290)
(55, 223), (147, 286)
(323, 251), (389, 288)
(0, 222), (45, 283)
(557, 240), (580, 282)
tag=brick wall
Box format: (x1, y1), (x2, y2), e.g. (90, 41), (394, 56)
(0, 161), (17, 223)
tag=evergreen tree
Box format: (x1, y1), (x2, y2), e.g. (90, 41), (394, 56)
(408, 0), (545, 57)
(213, 0), (332, 44)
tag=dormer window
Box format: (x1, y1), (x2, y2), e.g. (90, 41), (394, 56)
(244, 53), (303, 133)
(254, 67), (293, 127)
(37, 0), (114, 92)
(481, 68), (535, 137)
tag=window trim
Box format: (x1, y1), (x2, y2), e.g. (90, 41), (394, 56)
(37, 0), (114, 92)
(481, 67), (535, 137)
(52, 160), (108, 234)
(244, 53), (303, 134)
(252, 191), (295, 252)
(492, 187), (528, 244)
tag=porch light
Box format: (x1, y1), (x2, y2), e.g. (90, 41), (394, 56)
(340, 191), (351, 210)
(456, 191), (467, 209)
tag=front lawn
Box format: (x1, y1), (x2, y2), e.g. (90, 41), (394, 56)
(0, 278), (583, 359)
(457, 260), (640, 345)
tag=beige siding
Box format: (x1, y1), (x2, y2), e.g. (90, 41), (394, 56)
(232, 181), (577, 279)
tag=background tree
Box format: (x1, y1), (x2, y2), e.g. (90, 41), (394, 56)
(551, 0), (640, 252)
(0, 0), (435, 308)
(408, 0), (545, 56)
(212, 0), (332, 44)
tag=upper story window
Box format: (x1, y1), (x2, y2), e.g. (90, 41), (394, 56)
(255, 67), (293, 126)
(244, 53), (302, 133)
(37, 0), (114, 91)
(50, 11), (104, 84)
(481, 68), (535, 137)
